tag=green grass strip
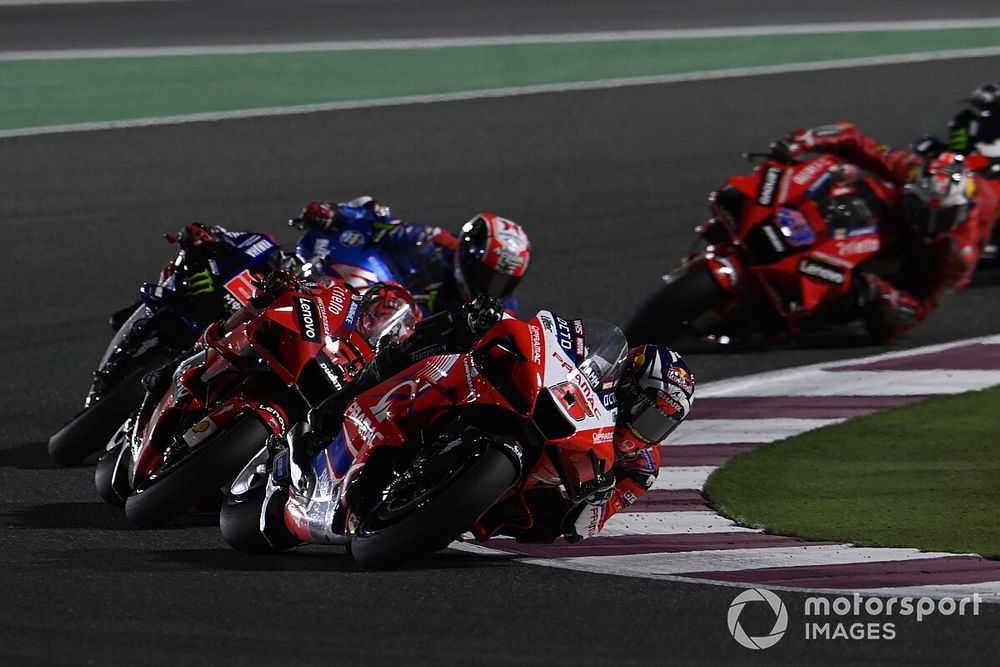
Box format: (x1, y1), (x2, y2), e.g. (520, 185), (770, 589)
(705, 386), (1000, 558)
(1, 28), (999, 130)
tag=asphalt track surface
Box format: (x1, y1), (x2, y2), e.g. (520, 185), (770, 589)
(2, 0), (997, 50)
(5, 15), (1000, 667)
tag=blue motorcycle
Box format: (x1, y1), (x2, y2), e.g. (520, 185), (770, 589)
(50, 223), (282, 466)
(292, 203), (445, 316)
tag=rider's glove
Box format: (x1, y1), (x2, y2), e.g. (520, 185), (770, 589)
(768, 137), (802, 163)
(462, 295), (504, 337)
(781, 122), (858, 157)
(581, 472), (616, 506)
(856, 273), (922, 341)
(559, 472), (616, 543)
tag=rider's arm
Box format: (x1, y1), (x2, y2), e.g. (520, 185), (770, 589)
(788, 122), (921, 184)
(565, 433), (661, 542)
(860, 175), (998, 341)
(568, 452), (660, 542)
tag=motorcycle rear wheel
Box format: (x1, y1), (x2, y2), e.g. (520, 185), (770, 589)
(124, 414), (271, 528)
(48, 354), (168, 467)
(622, 263), (727, 345)
(351, 447), (518, 570)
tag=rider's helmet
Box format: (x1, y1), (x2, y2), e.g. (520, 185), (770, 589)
(902, 152), (974, 241)
(615, 345), (694, 446)
(356, 282), (420, 352)
(948, 82), (1000, 156)
(454, 214), (531, 302)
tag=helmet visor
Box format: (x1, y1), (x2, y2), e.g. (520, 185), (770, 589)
(625, 390), (684, 445)
(459, 254), (522, 299)
(902, 192), (968, 239)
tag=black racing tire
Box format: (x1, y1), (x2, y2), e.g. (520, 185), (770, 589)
(220, 482), (299, 553)
(95, 441), (129, 507)
(351, 448), (518, 570)
(48, 355), (167, 467)
(622, 263), (728, 346)
(124, 415), (271, 528)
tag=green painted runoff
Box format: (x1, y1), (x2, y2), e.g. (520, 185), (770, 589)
(1, 28), (999, 130)
(706, 386), (1000, 559)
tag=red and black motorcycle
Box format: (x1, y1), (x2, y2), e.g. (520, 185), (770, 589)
(48, 223), (283, 466)
(220, 310), (627, 569)
(96, 273), (414, 528)
(624, 152), (898, 345)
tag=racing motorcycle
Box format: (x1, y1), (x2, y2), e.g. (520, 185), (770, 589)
(48, 223), (282, 466)
(294, 211), (409, 290)
(219, 311), (627, 570)
(623, 152), (897, 345)
(96, 273), (409, 528)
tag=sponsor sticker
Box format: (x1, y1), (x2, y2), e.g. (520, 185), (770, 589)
(257, 404), (287, 433)
(223, 269), (257, 307)
(241, 236), (276, 258)
(327, 284), (350, 317)
(837, 237), (881, 256)
(799, 257), (846, 285)
(793, 159), (830, 186)
(528, 324), (542, 364)
(554, 316), (577, 362)
(757, 166), (783, 206)
(761, 224), (786, 253)
(775, 208), (815, 247)
(294, 296), (321, 343)
(339, 230), (365, 247)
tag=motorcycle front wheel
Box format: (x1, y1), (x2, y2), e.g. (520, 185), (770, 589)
(94, 441), (131, 506)
(622, 263), (728, 346)
(47, 354), (169, 466)
(124, 414), (271, 528)
(351, 447), (519, 570)
(220, 482), (299, 553)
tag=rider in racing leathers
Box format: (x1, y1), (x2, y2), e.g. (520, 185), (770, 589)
(294, 197), (531, 316)
(500, 344), (695, 544)
(286, 290), (695, 545)
(779, 122), (999, 340)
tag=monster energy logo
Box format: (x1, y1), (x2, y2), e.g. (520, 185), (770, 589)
(949, 127), (970, 151)
(187, 269), (215, 295)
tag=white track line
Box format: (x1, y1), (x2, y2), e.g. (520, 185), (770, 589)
(601, 510), (758, 536)
(863, 582), (1000, 601)
(668, 417), (844, 445)
(700, 334), (1000, 398)
(4, 19), (1000, 60)
(5, 47), (1000, 141)
(516, 544), (958, 578)
(652, 466), (717, 491)
(715, 369), (1000, 397)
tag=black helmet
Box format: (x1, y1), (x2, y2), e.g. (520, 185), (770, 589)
(948, 82), (1000, 156)
(453, 214), (531, 301)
